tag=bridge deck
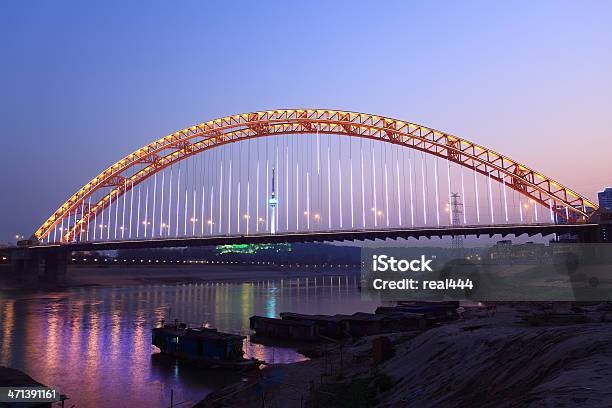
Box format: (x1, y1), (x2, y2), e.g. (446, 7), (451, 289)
(31, 223), (598, 252)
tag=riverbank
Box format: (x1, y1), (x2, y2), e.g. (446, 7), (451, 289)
(0, 264), (360, 292)
(67, 264), (359, 286)
(196, 303), (612, 407)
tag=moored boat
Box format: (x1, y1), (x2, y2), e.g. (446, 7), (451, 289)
(152, 320), (262, 370)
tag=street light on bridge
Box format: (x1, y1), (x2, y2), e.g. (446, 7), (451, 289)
(371, 207), (383, 219)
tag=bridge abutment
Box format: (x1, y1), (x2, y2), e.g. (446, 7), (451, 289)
(4, 249), (68, 286)
(9, 249), (40, 284)
(42, 251), (68, 285)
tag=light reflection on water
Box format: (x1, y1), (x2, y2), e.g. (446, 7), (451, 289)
(0, 272), (377, 407)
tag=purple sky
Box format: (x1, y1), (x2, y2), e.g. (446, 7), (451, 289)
(1, 1), (611, 243)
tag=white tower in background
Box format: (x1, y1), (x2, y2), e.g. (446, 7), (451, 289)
(269, 167), (278, 234)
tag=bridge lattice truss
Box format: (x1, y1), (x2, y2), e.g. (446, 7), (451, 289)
(34, 109), (597, 242)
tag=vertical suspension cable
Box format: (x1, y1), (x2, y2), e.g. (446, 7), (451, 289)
(296, 160), (299, 231)
(107, 194), (112, 240)
(183, 158), (189, 236)
(79, 200), (85, 242)
(384, 161), (389, 227)
(193, 152), (198, 236)
(121, 180), (127, 239)
(285, 138), (289, 230)
(317, 128), (320, 175)
(434, 158), (440, 226)
(227, 157), (232, 234)
(338, 138), (343, 229)
(306, 133), (311, 230)
(519, 196), (524, 223)
(473, 162), (480, 223)
(100, 198), (106, 241)
(246, 179), (250, 235)
(421, 153), (427, 225)
(371, 143), (377, 227)
(93, 199), (97, 241)
(66, 211), (71, 242)
(317, 124), (323, 230)
(201, 153), (206, 236)
(129, 179), (134, 238)
(73, 210), (77, 242)
(209, 149), (214, 234)
(460, 166), (466, 225)
(487, 170), (494, 224)
(218, 151), (223, 234)
(327, 136), (332, 229)
(210, 180), (214, 235)
(408, 151), (414, 226)
(151, 173), (157, 238)
(144, 182), (149, 238)
(307, 171), (310, 230)
(396, 145), (402, 226)
(246, 139), (250, 235)
(136, 185), (141, 238)
(60, 215), (65, 243)
(175, 163), (181, 237)
(237, 181), (241, 233)
(266, 156), (269, 232)
(192, 177), (197, 236)
(446, 158), (452, 225)
(236, 142), (241, 233)
(350, 137), (354, 229)
(160, 169), (165, 236)
(502, 176), (509, 223)
(256, 141), (260, 232)
(86, 197), (92, 241)
(361, 140), (365, 228)
(114, 190), (119, 239)
(167, 167), (172, 237)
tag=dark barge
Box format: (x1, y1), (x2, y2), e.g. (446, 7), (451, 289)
(152, 321), (261, 370)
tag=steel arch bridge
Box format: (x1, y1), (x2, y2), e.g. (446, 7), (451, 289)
(34, 108), (598, 244)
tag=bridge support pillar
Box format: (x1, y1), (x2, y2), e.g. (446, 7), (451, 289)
(576, 229), (598, 243)
(8, 249), (40, 284)
(43, 251), (68, 285)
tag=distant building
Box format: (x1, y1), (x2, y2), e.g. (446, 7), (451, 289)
(598, 187), (612, 213)
(596, 187), (612, 242)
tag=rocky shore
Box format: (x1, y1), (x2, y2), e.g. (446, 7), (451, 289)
(195, 303), (612, 407)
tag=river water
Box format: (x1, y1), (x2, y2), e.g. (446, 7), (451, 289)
(0, 272), (378, 407)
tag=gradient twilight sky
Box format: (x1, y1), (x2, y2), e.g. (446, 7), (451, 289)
(1, 1), (611, 242)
